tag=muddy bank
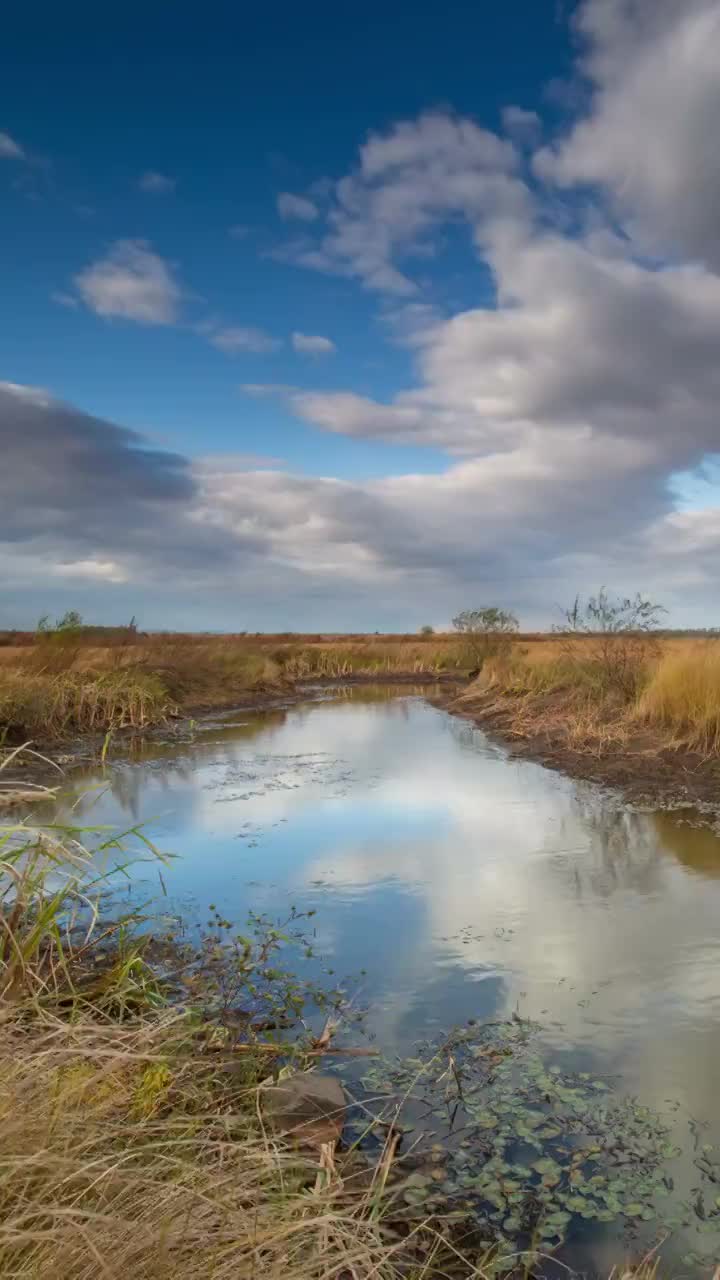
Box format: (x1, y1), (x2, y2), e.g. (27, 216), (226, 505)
(438, 685), (720, 817)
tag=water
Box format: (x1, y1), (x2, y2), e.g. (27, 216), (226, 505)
(45, 687), (720, 1262)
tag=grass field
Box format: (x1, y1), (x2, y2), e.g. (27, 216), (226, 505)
(0, 625), (719, 755)
(0, 630), (473, 741)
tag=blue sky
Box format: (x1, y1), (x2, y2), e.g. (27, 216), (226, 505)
(2, 0), (720, 630)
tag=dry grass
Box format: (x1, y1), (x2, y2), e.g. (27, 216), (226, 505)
(635, 644), (720, 753)
(4, 627), (720, 757)
(0, 633), (472, 741)
(0, 669), (172, 740)
(0, 1018), (431, 1280)
(461, 637), (720, 758)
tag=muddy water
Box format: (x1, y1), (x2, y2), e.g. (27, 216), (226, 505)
(49, 687), (720, 1258)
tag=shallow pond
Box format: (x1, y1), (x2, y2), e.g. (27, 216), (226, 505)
(45, 687), (720, 1268)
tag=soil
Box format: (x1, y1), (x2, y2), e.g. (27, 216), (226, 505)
(436, 684), (720, 817)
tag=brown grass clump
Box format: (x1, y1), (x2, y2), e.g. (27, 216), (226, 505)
(0, 669), (172, 740)
(634, 644), (720, 754)
(0, 1018), (423, 1280)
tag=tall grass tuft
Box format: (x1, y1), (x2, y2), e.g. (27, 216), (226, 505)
(0, 1016), (424, 1280)
(0, 669), (172, 739)
(635, 644), (720, 753)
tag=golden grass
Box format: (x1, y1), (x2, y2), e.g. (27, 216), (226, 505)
(0, 1018), (424, 1280)
(635, 645), (720, 753)
(0, 634), (473, 740)
(0, 669), (172, 739)
(462, 637), (720, 757)
(3, 627), (720, 756)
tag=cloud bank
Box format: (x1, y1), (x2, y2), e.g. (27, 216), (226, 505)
(6, 0), (720, 627)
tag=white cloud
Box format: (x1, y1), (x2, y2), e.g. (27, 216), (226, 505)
(4, 2), (720, 627)
(276, 111), (528, 295)
(0, 130), (24, 159)
(228, 223), (250, 239)
(210, 326), (281, 355)
(535, 0), (720, 269)
(74, 240), (182, 325)
(54, 558), (130, 584)
(1, 375), (718, 627)
(291, 332), (336, 356)
(277, 192), (319, 222)
(139, 170), (176, 194)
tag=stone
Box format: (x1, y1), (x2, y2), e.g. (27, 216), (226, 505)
(263, 1071), (346, 1148)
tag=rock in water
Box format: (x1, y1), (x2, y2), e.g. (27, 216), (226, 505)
(264, 1072), (346, 1148)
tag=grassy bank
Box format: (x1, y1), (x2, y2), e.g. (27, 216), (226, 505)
(452, 636), (720, 788)
(3, 625), (720, 761)
(0, 631), (472, 742)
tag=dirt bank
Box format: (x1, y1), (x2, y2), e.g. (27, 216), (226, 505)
(437, 684), (720, 816)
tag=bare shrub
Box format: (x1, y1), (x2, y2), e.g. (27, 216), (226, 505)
(554, 588), (666, 701)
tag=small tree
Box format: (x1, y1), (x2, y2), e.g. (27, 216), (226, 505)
(420, 624), (434, 636)
(554, 588), (666, 700)
(452, 607), (518, 671)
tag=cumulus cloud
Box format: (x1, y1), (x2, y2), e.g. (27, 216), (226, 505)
(277, 192), (319, 222)
(0, 130), (24, 158)
(276, 111), (529, 295)
(0, 376), (718, 627)
(535, 0), (720, 269)
(139, 170), (176, 194)
(74, 240), (182, 324)
(5, 0), (720, 627)
(291, 332), (336, 356)
(0, 381), (248, 592)
(209, 326), (281, 354)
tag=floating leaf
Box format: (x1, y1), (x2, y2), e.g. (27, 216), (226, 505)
(623, 1203), (644, 1217)
(474, 1111), (500, 1129)
(546, 1211), (572, 1227)
(565, 1195), (589, 1212)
